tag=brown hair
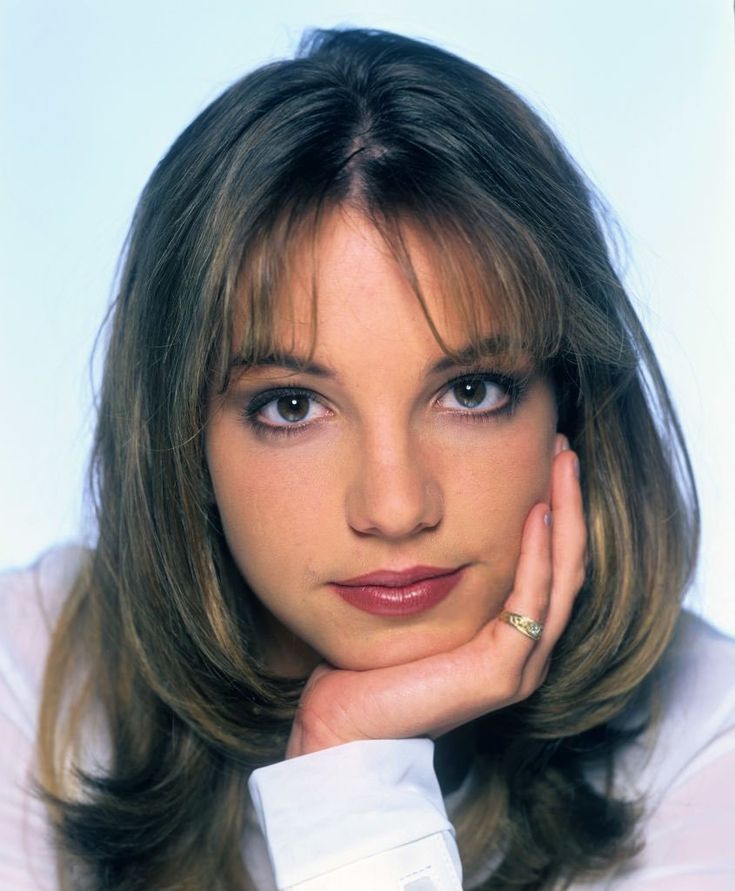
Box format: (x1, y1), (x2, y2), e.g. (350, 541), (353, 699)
(37, 28), (698, 890)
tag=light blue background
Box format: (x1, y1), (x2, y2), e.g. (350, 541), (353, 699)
(2, 1), (733, 632)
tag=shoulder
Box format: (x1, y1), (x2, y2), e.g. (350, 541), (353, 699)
(616, 609), (735, 805)
(0, 546), (89, 889)
(0, 545), (88, 732)
(0, 544), (87, 609)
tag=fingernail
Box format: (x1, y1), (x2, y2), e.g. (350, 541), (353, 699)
(573, 455), (580, 478)
(544, 510), (553, 527)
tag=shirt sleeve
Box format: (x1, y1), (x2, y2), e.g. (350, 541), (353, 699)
(0, 561), (60, 890)
(605, 726), (735, 890)
(247, 738), (463, 891)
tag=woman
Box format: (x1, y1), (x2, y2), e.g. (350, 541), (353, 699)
(1, 27), (734, 891)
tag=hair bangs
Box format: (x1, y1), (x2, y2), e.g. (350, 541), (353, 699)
(369, 200), (567, 374)
(216, 202), (326, 392)
(221, 192), (569, 394)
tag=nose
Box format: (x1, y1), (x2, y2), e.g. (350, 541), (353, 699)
(345, 425), (443, 539)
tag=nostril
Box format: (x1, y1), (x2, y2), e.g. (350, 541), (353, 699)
(346, 476), (443, 539)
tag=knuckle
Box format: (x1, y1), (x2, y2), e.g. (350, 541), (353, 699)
(296, 698), (360, 748)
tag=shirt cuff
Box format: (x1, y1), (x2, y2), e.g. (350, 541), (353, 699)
(247, 737), (462, 889)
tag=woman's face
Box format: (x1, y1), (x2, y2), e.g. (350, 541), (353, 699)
(206, 210), (558, 675)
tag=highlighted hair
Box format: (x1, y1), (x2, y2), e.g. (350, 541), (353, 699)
(37, 28), (698, 889)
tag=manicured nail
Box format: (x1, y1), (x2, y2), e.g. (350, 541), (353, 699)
(544, 511), (553, 527)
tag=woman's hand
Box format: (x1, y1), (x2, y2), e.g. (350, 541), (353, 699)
(285, 442), (585, 759)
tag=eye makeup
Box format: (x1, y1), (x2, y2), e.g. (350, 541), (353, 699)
(238, 365), (532, 440)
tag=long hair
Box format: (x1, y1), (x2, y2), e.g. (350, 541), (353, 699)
(37, 28), (699, 890)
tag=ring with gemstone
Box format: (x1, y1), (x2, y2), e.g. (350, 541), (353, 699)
(498, 609), (543, 641)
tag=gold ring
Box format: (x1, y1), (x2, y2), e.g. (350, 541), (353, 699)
(499, 609), (543, 641)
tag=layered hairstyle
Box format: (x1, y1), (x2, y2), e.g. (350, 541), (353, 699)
(37, 28), (699, 890)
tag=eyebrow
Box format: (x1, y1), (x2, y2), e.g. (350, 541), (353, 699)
(229, 334), (520, 380)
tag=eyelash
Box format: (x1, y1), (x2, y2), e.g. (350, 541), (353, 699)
(241, 367), (528, 440)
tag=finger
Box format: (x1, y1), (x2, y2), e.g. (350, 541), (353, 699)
(548, 448), (586, 627)
(293, 490), (568, 744)
(525, 448), (586, 675)
(408, 499), (555, 728)
(491, 500), (552, 659)
(427, 500), (555, 723)
(490, 499), (555, 702)
(554, 432), (570, 456)
(377, 457), (581, 734)
(329, 499), (553, 738)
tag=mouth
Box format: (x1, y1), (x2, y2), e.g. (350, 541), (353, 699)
(331, 565), (466, 616)
(335, 565), (463, 587)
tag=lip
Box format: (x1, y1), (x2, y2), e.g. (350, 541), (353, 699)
(331, 566), (466, 616)
(336, 565), (462, 587)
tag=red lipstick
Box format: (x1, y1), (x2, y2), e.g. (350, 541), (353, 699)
(331, 565), (465, 616)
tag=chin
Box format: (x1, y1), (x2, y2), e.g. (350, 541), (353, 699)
(321, 622), (479, 672)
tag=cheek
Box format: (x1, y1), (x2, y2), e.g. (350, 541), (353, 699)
(448, 420), (554, 574)
(496, 434), (553, 506)
(454, 418), (553, 508)
(208, 435), (335, 581)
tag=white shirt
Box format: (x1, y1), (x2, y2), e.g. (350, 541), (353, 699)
(2, 547), (735, 890)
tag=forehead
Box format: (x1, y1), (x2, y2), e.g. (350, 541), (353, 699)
(225, 198), (562, 396)
(235, 208), (501, 363)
